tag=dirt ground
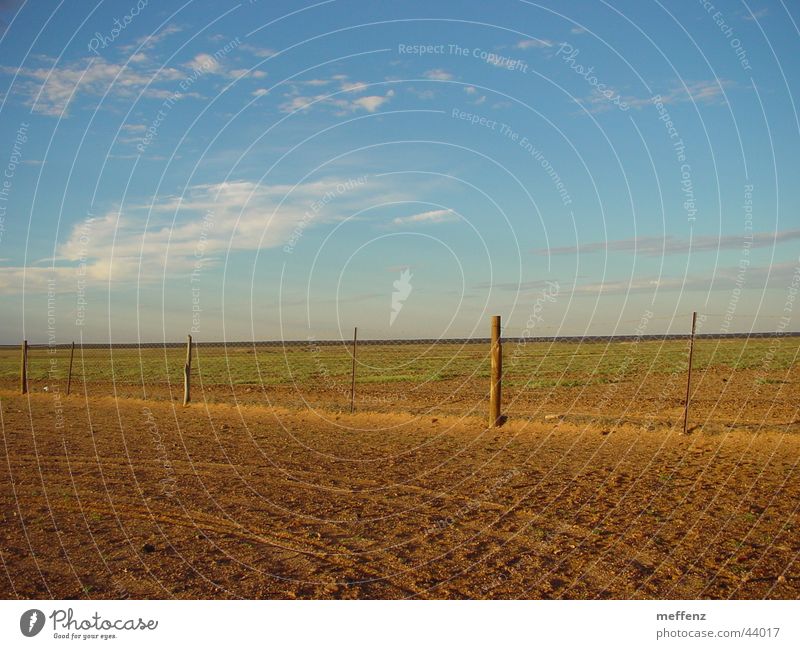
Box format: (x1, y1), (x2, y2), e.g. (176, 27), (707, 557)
(1, 387), (798, 599)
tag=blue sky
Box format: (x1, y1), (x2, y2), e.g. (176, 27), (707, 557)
(0, 0), (797, 342)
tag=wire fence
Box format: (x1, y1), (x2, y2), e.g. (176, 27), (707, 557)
(2, 324), (798, 428)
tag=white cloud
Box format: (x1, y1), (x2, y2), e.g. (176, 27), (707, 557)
(0, 177), (383, 294)
(341, 80), (368, 92)
(227, 68), (267, 80)
(0, 266), (73, 294)
(252, 88), (268, 97)
(352, 90), (394, 112)
(0, 174), (455, 295)
(186, 53), (221, 74)
(2, 59), (154, 115)
(678, 80), (730, 103)
(2, 31), (249, 116)
(535, 229), (800, 257)
(279, 83), (394, 114)
(408, 87), (435, 100)
(571, 261), (799, 295)
(2, 55), (190, 116)
(240, 44), (276, 58)
(280, 95), (316, 112)
(617, 80), (733, 112)
(743, 8), (769, 21)
(515, 39), (553, 49)
(392, 208), (457, 226)
(423, 68), (453, 80)
(462, 87), (485, 104)
(121, 24), (182, 53)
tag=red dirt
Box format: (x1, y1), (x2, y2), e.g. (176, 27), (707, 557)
(1, 389), (798, 599)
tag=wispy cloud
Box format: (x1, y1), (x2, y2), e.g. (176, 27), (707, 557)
(515, 38), (553, 49)
(227, 67), (267, 80)
(534, 229), (800, 257)
(672, 79), (732, 103)
(462, 85), (487, 104)
(1, 51), (197, 116)
(183, 50), (267, 83)
(1, 58), (167, 116)
(240, 43), (277, 58)
(0, 177), (385, 293)
(120, 24), (182, 54)
(580, 79), (733, 115)
(186, 52), (222, 74)
(573, 276), (672, 295)
(279, 76), (394, 114)
(352, 92), (394, 112)
(742, 7), (769, 21)
(2, 31), (252, 116)
(423, 68), (453, 80)
(392, 208), (457, 226)
(407, 86), (435, 100)
(571, 260), (799, 295)
(473, 279), (561, 292)
(620, 80), (732, 111)
(341, 80), (368, 92)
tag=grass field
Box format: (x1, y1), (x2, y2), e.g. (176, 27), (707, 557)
(0, 336), (797, 425)
(3, 337), (798, 386)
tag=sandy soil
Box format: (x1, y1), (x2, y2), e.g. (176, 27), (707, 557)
(1, 389), (798, 599)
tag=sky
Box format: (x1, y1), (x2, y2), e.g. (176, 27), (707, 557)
(0, 0), (797, 343)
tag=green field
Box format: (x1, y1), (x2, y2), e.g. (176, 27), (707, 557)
(1, 336), (797, 388)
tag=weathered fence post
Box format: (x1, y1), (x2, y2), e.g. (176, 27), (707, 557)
(20, 339), (27, 395)
(350, 327), (358, 413)
(66, 341), (75, 396)
(183, 334), (192, 406)
(489, 315), (503, 427)
(682, 311), (697, 434)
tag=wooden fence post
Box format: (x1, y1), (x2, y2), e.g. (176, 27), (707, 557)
(20, 339), (27, 395)
(350, 327), (358, 413)
(489, 315), (503, 427)
(183, 334), (192, 406)
(682, 311), (697, 434)
(66, 341), (75, 396)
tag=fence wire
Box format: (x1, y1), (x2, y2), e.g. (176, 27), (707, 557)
(2, 329), (798, 427)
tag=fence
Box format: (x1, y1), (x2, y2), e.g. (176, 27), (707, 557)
(2, 316), (799, 430)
